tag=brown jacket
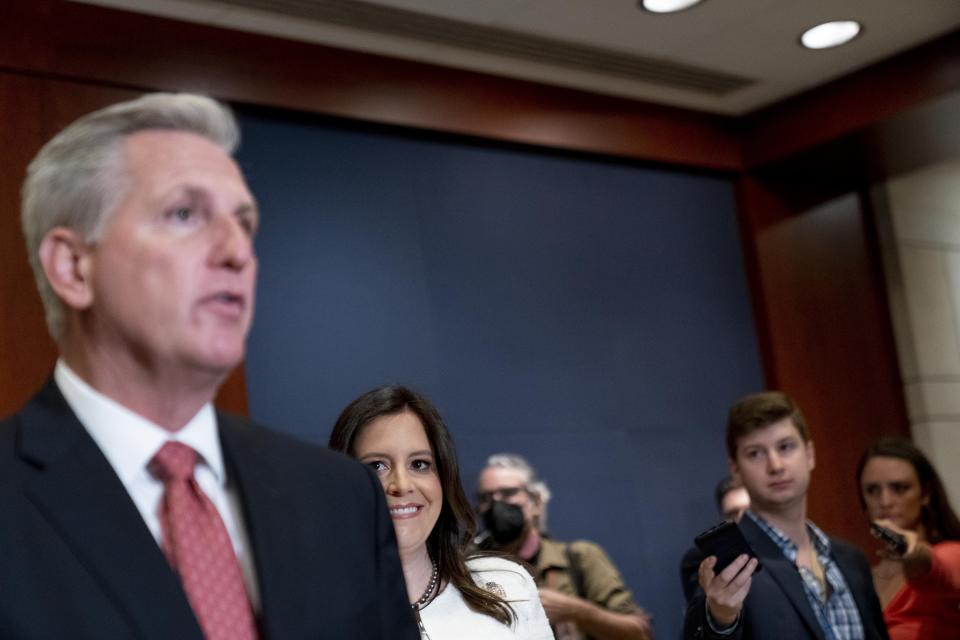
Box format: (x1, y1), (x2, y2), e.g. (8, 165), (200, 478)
(536, 538), (646, 639)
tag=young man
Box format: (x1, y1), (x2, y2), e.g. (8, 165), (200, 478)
(477, 453), (653, 640)
(684, 392), (889, 639)
(0, 94), (417, 639)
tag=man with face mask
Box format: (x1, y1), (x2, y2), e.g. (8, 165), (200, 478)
(476, 454), (653, 640)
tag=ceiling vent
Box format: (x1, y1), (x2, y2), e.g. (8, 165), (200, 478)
(211, 0), (754, 96)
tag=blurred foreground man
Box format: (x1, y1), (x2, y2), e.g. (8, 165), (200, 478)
(477, 453), (653, 640)
(0, 94), (417, 640)
(684, 392), (888, 639)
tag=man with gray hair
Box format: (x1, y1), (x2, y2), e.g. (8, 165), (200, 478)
(0, 93), (417, 640)
(477, 453), (653, 640)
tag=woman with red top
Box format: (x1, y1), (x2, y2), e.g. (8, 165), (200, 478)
(856, 437), (960, 640)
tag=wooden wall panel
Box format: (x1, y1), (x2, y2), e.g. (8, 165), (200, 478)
(0, 74), (122, 416)
(0, 0), (741, 172)
(743, 29), (960, 167)
(736, 173), (910, 550)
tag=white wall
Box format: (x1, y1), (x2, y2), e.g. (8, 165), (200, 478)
(875, 160), (960, 509)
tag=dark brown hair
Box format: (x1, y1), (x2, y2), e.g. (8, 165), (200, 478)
(714, 476), (744, 514)
(329, 385), (515, 626)
(855, 437), (960, 544)
(726, 391), (810, 459)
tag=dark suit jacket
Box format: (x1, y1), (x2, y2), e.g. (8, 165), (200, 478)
(681, 544), (704, 603)
(0, 380), (419, 640)
(683, 514), (889, 640)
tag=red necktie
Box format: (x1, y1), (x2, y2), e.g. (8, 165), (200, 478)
(150, 441), (258, 640)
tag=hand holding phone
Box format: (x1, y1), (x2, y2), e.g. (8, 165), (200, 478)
(694, 520), (762, 574)
(870, 522), (908, 556)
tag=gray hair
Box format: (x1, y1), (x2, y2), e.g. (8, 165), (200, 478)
(21, 92), (240, 340)
(484, 453), (552, 532)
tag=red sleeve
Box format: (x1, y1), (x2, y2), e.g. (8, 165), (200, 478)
(910, 541), (960, 592)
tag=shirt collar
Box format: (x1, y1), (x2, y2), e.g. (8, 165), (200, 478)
(805, 520), (832, 556)
(54, 359), (225, 485)
(535, 537), (570, 571)
(745, 509), (833, 559)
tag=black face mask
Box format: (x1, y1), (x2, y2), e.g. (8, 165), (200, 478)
(481, 501), (526, 547)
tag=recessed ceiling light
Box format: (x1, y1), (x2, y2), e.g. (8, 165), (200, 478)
(800, 21), (862, 50)
(639, 0), (706, 14)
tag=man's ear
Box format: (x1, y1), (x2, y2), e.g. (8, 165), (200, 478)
(728, 458), (741, 484)
(527, 490), (544, 519)
(806, 440), (816, 472)
(38, 227), (95, 311)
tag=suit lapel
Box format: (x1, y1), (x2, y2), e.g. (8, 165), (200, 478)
(830, 544), (884, 639)
(741, 516), (827, 640)
(17, 381), (203, 640)
(218, 413), (302, 640)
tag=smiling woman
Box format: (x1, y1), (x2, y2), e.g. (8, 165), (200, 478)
(354, 410), (444, 559)
(328, 385), (554, 639)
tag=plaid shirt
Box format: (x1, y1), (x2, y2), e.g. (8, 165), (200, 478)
(745, 511), (864, 640)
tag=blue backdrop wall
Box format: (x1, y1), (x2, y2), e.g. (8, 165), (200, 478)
(236, 107), (764, 639)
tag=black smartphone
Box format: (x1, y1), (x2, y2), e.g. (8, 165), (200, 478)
(870, 523), (907, 556)
(694, 520), (762, 574)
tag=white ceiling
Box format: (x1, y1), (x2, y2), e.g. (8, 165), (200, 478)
(74, 0), (960, 115)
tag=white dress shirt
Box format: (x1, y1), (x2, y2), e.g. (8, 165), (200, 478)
(54, 360), (261, 611)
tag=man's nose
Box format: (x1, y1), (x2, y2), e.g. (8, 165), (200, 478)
(210, 214), (254, 270)
(767, 451), (784, 473)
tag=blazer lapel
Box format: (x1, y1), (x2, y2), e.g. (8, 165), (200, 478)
(741, 516), (826, 640)
(830, 544), (886, 639)
(17, 381), (203, 640)
(218, 413), (304, 640)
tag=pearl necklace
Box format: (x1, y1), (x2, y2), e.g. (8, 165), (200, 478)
(411, 560), (439, 610)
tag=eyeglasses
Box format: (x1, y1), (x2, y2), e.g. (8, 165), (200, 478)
(476, 486), (527, 506)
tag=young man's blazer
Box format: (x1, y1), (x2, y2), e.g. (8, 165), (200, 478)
(684, 513), (889, 640)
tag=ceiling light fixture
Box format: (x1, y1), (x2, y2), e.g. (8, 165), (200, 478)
(639, 0), (706, 14)
(800, 21), (862, 50)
